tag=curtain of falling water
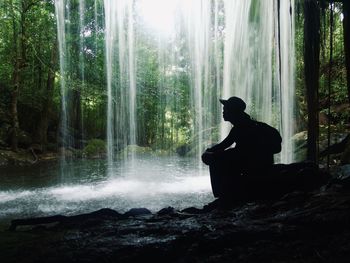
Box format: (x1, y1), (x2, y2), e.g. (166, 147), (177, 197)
(104, 0), (137, 173)
(183, 1), (221, 163)
(222, 0), (295, 163)
(55, 0), (69, 179)
(104, 0), (115, 167)
(78, 0), (85, 148)
(222, 0), (274, 133)
(56, 0), (296, 177)
(279, 0), (295, 163)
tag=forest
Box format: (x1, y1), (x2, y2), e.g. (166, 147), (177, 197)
(0, 1), (350, 262)
(0, 0), (348, 167)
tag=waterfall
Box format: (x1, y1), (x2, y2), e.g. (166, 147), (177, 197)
(55, 0), (69, 179)
(56, 0), (296, 176)
(104, 0), (137, 173)
(279, 0), (295, 163)
(222, 0), (295, 163)
(184, 0), (213, 164)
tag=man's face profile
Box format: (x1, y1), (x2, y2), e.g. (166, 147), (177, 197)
(223, 105), (233, 122)
(223, 105), (243, 125)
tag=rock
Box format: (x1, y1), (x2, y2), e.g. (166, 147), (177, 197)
(181, 207), (204, 214)
(176, 144), (191, 156)
(59, 147), (74, 158)
(0, 149), (36, 166)
(157, 207), (176, 216)
(89, 208), (121, 217)
(325, 164), (350, 191)
(211, 162), (329, 202)
(82, 139), (106, 158)
(17, 130), (32, 148)
(341, 137), (350, 164)
(124, 208), (152, 217)
(338, 164), (350, 179)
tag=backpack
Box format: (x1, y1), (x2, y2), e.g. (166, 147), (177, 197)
(255, 121), (282, 154)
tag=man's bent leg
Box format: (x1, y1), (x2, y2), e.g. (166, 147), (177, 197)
(208, 149), (241, 198)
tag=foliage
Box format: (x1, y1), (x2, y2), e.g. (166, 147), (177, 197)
(82, 138), (106, 158)
(294, 2), (348, 135)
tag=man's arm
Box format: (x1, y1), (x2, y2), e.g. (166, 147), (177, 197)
(206, 128), (236, 152)
(202, 128), (236, 165)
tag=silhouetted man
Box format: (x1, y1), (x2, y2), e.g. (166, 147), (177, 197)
(202, 96), (282, 200)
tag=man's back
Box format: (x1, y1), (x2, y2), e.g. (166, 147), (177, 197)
(231, 119), (282, 164)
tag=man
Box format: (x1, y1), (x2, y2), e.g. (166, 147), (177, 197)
(202, 96), (282, 199)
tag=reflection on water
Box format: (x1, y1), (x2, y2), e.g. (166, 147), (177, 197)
(0, 156), (214, 221)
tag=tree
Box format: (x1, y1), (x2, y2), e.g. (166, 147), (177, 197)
(33, 38), (57, 150)
(304, 0), (321, 163)
(344, 0), (350, 103)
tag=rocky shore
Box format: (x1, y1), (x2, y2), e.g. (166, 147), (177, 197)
(0, 148), (59, 167)
(1, 168), (350, 263)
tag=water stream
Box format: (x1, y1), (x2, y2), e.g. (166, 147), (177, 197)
(0, 156), (212, 222)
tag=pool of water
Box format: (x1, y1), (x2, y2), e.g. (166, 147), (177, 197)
(0, 155), (214, 223)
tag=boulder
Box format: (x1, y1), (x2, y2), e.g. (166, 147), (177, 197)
(124, 208), (152, 217)
(0, 149), (36, 166)
(211, 162), (329, 202)
(17, 130), (32, 148)
(176, 144), (191, 156)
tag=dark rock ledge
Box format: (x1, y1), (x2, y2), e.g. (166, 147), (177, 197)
(1, 173), (350, 263)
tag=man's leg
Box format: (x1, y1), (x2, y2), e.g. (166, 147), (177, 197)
(209, 149), (241, 198)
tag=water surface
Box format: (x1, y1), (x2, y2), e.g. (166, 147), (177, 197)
(0, 156), (214, 225)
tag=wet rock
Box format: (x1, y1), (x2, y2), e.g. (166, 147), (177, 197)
(59, 147), (74, 158)
(338, 164), (350, 179)
(124, 208), (152, 217)
(157, 207), (176, 216)
(0, 149), (36, 166)
(176, 144), (191, 156)
(181, 207), (205, 214)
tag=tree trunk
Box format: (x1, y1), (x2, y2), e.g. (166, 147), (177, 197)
(343, 0), (350, 103)
(70, 89), (83, 149)
(304, 0), (321, 163)
(10, 0), (21, 152)
(11, 60), (20, 152)
(34, 39), (58, 150)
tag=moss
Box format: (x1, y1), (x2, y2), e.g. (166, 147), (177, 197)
(83, 139), (106, 158)
(118, 145), (153, 157)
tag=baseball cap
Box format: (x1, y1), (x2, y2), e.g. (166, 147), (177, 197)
(219, 96), (246, 112)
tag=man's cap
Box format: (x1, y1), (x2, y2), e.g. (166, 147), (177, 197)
(219, 96), (246, 112)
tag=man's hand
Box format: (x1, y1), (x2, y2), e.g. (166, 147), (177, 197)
(201, 149), (215, 165)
